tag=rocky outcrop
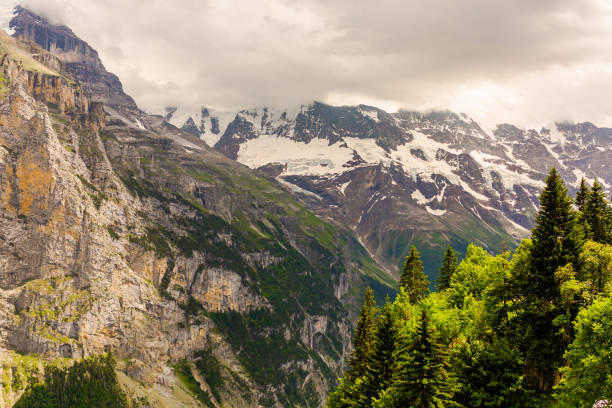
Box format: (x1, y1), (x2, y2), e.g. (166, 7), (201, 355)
(10, 6), (142, 121)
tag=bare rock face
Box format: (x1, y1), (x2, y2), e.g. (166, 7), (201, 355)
(10, 6), (142, 121)
(0, 21), (391, 407)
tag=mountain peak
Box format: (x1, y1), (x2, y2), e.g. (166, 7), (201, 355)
(10, 5), (142, 120)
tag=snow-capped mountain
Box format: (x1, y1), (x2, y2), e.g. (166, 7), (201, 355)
(164, 106), (236, 148)
(170, 102), (612, 277)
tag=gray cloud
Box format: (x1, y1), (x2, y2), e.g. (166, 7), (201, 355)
(19, 0), (612, 128)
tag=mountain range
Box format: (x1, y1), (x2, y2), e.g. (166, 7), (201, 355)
(165, 103), (611, 276)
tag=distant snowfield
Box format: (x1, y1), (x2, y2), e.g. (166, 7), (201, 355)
(237, 135), (354, 175)
(166, 101), (609, 209)
(236, 124), (547, 202)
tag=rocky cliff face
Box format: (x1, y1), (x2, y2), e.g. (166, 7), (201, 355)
(0, 14), (393, 408)
(10, 6), (143, 122)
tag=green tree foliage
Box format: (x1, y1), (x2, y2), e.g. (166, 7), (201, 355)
(399, 246), (429, 303)
(530, 167), (582, 300)
(360, 302), (398, 406)
(347, 287), (377, 380)
(580, 240), (612, 295)
(452, 338), (534, 408)
(437, 244), (458, 291)
(377, 309), (457, 408)
(511, 167), (582, 392)
(14, 354), (128, 408)
(575, 177), (590, 212)
(584, 180), (612, 244)
(327, 289), (378, 408)
(328, 167), (612, 408)
(555, 297), (612, 407)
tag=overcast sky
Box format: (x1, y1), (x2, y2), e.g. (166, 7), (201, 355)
(15, 0), (612, 129)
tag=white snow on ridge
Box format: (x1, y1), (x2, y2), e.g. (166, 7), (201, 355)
(276, 177), (322, 200)
(338, 180), (351, 195)
(237, 134), (354, 176)
(167, 107), (200, 129)
(238, 129), (496, 202)
(411, 189), (428, 205)
(573, 168), (610, 189)
(425, 206), (446, 216)
(359, 107), (380, 123)
(166, 107), (235, 147)
(134, 119), (146, 130)
(469, 150), (545, 192)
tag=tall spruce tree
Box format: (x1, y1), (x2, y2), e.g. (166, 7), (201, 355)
(361, 302), (397, 406)
(399, 246), (429, 303)
(575, 177), (590, 212)
(389, 310), (456, 408)
(531, 167), (582, 300)
(347, 287), (377, 380)
(436, 245), (457, 291)
(516, 167), (582, 393)
(584, 180), (611, 244)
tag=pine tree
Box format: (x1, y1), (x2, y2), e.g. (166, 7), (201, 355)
(361, 302), (397, 406)
(347, 287), (377, 380)
(399, 246), (429, 303)
(436, 244), (457, 291)
(584, 180), (611, 244)
(516, 167), (582, 393)
(530, 167), (582, 300)
(575, 177), (590, 212)
(390, 310), (456, 408)
(327, 289), (378, 408)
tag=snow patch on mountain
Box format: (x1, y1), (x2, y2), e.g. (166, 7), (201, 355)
(165, 106), (235, 147)
(411, 189), (428, 205)
(338, 180), (351, 195)
(358, 106), (380, 123)
(470, 151), (545, 191)
(276, 177), (323, 200)
(237, 134), (354, 175)
(426, 206), (447, 216)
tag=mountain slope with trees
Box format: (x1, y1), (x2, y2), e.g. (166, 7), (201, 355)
(328, 169), (612, 407)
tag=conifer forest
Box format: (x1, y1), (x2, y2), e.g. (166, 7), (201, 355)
(328, 168), (612, 408)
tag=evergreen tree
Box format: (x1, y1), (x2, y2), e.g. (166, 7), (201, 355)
(347, 287), (377, 380)
(530, 167), (582, 300)
(513, 167), (582, 393)
(584, 180), (611, 244)
(15, 354), (128, 408)
(399, 246), (429, 303)
(360, 302), (397, 406)
(575, 177), (590, 212)
(389, 310), (457, 408)
(436, 244), (457, 291)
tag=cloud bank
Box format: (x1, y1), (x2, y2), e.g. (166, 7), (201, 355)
(17, 0), (612, 128)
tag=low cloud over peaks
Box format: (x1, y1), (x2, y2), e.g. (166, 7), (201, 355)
(18, 0), (612, 128)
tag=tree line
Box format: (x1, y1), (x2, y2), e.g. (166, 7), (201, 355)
(328, 168), (612, 408)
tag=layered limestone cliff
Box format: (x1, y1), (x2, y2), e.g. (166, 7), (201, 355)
(10, 6), (142, 121)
